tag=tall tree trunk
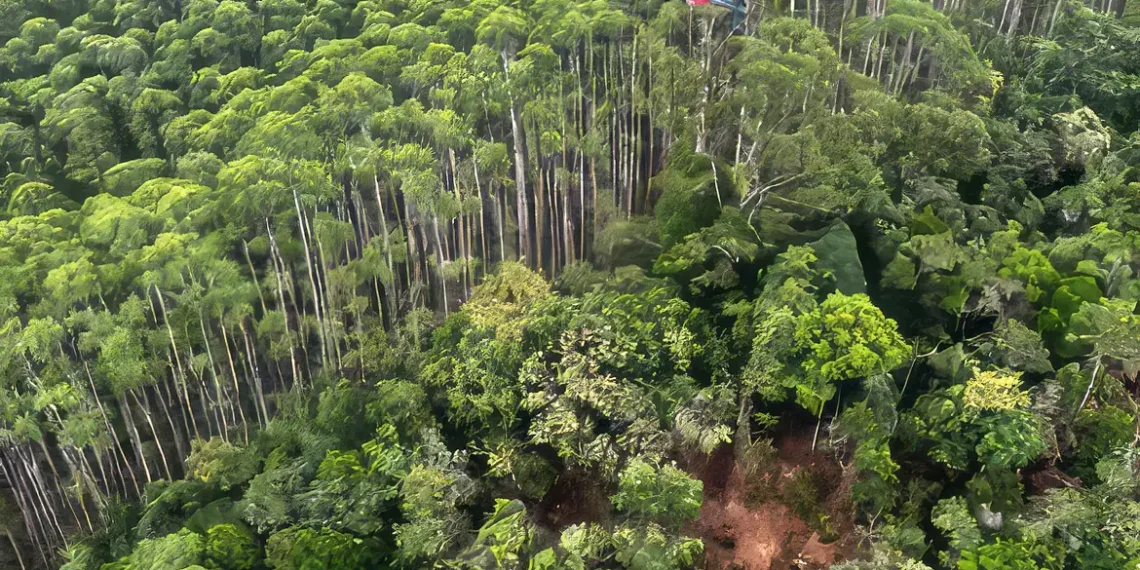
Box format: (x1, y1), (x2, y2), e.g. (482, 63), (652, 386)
(5, 532), (27, 570)
(116, 395), (152, 484)
(55, 447), (94, 531)
(243, 240), (269, 316)
(695, 18), (712, 153)
(34, 437), (82, 531)
(18, 448), (66, 547)
(198, 315), (231, 440)
(219, 322), (250, 442)
(0, 452), (50, 567)
(503, 50), (532, 265)
(240, 320), (271, 423)
(154, 285), (202, 439)
(893, 32), (915, 95)
(447, 149), (471, 299)
(373, 176), (398, 319)
(313, 236), (344, 371)
(131, 390), (172, 481)
(265, 220), (301, 387)
(84, 363), (139, 496)
(291, 189), (329, 369)
(1007, 0), (1024, 36)
(472, 156), (491, 270)
(432, 215), (450, 314)
(153, 380), (188, 466)
(403, 194), (423, 298)
(534, 159), (545, 274)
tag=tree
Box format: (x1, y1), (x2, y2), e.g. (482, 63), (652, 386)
(264, 527), (379, 570)
(127, 529), (206, 570)
(204, 524), (259, 570)
(611, 459), (702, 530)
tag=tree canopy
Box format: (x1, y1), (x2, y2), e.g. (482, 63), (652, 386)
(2, 0), (1140, 569)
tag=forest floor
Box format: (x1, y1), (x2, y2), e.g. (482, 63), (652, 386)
(685, 430), (858, 570)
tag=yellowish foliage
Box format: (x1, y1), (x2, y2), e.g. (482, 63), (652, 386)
(463, 262), (550, 340)
(963, 368), (1030, 414)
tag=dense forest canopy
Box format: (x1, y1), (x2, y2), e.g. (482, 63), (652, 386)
(3, 0), (1140, 568)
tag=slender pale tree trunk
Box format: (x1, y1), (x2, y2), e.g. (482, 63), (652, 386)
(131, 390), (172, 480)
(893, 32), (915, 95)
(1, 453), (49, 567)
(219, 323), (249, 442)
(116, 395), (151, 484)
(503, 50), (532, 265)
(242, 241), (268, 315)
(84, 363), (139, 496)
(999, 0), (1012, 32)
(628, 34), (638, 218)
(432, 215), (450, 314)
(198, 315), (231, 440)
(372, 176), (398, 318)
(403, 193), (423, 294)
(534, 157), (545, 273)
(265, 220), (301, 387)
(240, 320), (270, 423)
(447, 149), (471, 297)
(1007, 0), (1024, 36)
(695, 18), (712, 153)
(907, 46), (926, 90)
(154, 285), (202, 439)
(471, 156), (490, 269)
(19, 448), (66, 546)
(291, 189), (329, 369)
(5, 532), (26, 570)
(54, 447), (93, 531)
(33, 436), (82, 531)
(152, 381), (187, 466)
(91, 448), (111, 496)
(313, 237), (343, 371)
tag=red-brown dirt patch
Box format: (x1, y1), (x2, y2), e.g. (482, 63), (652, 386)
(685, 430), (857, 570)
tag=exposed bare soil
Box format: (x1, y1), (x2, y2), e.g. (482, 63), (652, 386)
(685, 431), (857, 570)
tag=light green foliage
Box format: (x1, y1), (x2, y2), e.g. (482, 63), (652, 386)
(456, 499), (533, 569)
(264, 527), (378, 570)
(187, 438), (258, 490)
(1064, 298), (1140, 373)
(102, 158), (168, 196)
(747, 271), (908, 416)
(611, 459), (703, 530)
(612, 524), (703, 570)
(909, 367), (1046, 472)
(1072, 405), (1135, 482)
(394, 463), (474, 563)
(830, 550), (933, 570)
(126, 529), (205, 570)
(462, 261), (550, 340)
(932, 497), (983, 565)
(962, 369), (1030, 414)
(299, 425), (408, 534)
(957, 538), (1050, 570)
(137, 480), (226, 539)
(8, 1), (1140, 570)
(239, 454), (307, 534)
(204, 524), (259, 570)
(792, 292), (909, 414)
